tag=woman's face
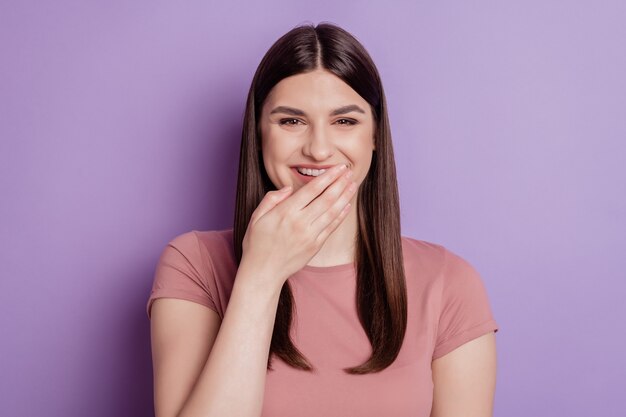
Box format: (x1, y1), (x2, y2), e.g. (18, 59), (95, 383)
(259, 68), (375, 193)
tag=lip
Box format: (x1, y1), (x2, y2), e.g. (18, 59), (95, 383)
(290, 164), (337, 169)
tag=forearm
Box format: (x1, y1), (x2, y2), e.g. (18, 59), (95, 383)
(177, 265), (283, 417)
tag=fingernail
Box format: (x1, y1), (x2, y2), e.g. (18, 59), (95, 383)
(280, 185), (292, 192)
(338, 164), (347, 171)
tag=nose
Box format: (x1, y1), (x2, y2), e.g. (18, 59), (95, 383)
(303, 123), (334, 160)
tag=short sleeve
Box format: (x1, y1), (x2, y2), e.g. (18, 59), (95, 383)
(432, 249), (499, 359)
(146, 231), (218, 319)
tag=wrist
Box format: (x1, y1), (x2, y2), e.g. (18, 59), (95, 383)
(235, 259), (287, 296)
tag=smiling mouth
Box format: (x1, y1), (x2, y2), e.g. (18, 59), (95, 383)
(296, 167), (327, 177)
(292, 167), (320, 181)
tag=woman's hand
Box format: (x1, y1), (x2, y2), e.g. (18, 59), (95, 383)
(239, 163), (357, 287)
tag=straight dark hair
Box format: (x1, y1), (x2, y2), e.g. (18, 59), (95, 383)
(233, 22), (406, 375)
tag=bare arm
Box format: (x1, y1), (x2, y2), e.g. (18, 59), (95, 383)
(430, 332), (497, 417)
(177, 263), (282, 417)
(151, 268), (280, 417)
(150, 299), (221, 417)
(151, 164), (355, 417)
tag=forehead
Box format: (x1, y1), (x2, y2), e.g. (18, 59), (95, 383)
(263, 69), (368, 111)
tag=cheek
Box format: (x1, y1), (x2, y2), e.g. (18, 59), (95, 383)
(345, 131), (374, 157)
(347, 134), (375, 178)
(263, 131), (297, 161)
(262, 140), (287, 164)
(259, 138), (275, 176)
(260, 134), (292, 183)
(357, 151), (374, 176)
(260, 130), (280, 162)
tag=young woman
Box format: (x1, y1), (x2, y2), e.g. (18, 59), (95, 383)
(147, 22), (499, 417)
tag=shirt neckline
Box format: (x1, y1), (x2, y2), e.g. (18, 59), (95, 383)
(300, 261), (356, 273)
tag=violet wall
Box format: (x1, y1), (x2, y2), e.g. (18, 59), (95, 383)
(1, 1), (624, 416)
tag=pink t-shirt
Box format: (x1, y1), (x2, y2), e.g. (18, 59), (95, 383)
(146, 229), (499, 417)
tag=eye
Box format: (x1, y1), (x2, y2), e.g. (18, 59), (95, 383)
(336, 118), (358, 126)
(279, 118), (304, 126)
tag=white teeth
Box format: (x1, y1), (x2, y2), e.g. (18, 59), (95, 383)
(297, 167), (326, 177)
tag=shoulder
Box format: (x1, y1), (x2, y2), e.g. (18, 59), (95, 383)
(168, 228), (233, 253)
(400, 235), (447, 278)
(148, 229), (231, 319)
(411, 239), (494, 321)
(400, 235), (485, 289)
(401, 235), (447, 260)
(161, 228), (234, 271)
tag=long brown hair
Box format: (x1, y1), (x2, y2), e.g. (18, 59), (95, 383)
(233, 22), (406, 375)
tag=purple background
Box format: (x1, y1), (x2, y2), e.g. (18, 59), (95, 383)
(1, 1), (624, 416)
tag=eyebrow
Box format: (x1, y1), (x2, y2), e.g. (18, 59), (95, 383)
(269, 104), (366, 117)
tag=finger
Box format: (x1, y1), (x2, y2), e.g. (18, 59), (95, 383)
(315, 199), (352, 245)
(304, 169), (355, 225)
(310, 175), (357, 234)
(249, 186), (293, 225)
(286, 163), (348, 211)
